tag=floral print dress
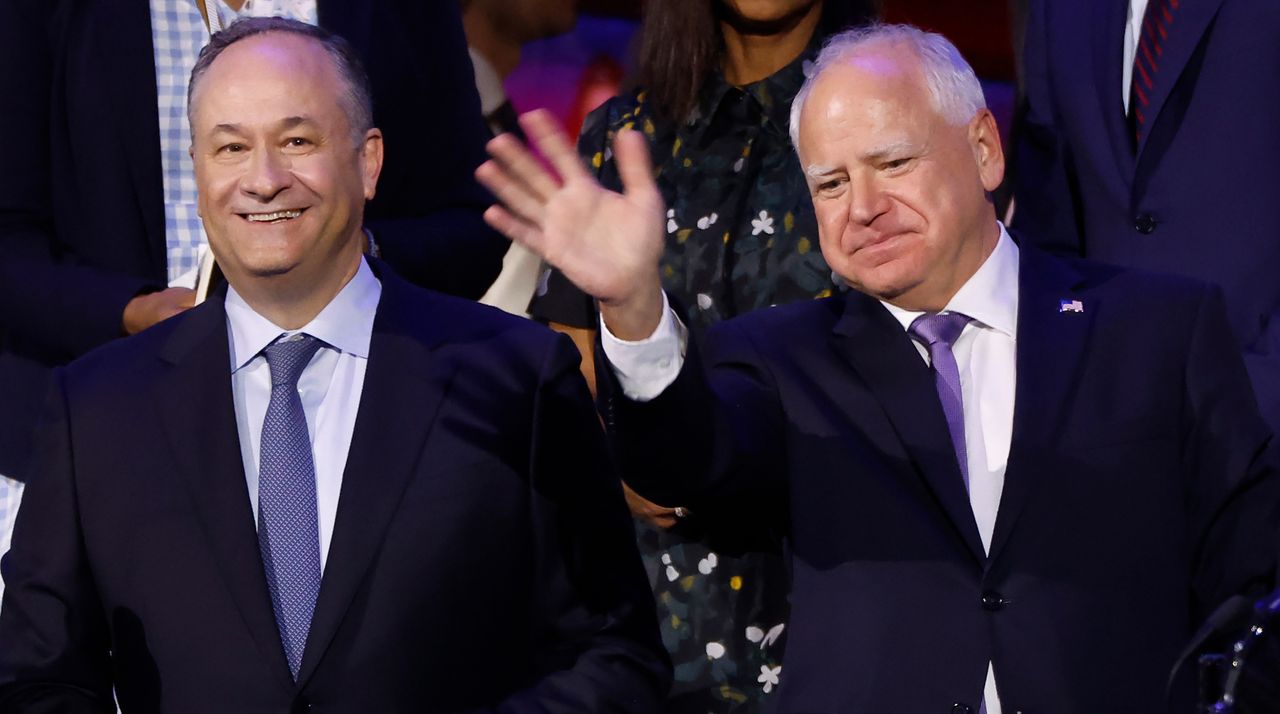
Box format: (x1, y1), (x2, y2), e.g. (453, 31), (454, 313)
(530, 49), (836, 712)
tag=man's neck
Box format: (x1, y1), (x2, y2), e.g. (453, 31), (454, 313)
(720, 2), (821, 86)
(885, 219), (1004, 313)
(232, 251), (363, 331)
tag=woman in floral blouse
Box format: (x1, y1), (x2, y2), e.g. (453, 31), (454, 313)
(530, 1), (878, 710)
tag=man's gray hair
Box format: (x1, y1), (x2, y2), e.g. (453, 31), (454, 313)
(788, 24), (987, 147)
(187, 17), (374, 146)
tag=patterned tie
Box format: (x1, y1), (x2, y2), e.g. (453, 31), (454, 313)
(258, 334), (324, 680)
(1130, 0), (1179, 142)
(909, 312), (973, 487)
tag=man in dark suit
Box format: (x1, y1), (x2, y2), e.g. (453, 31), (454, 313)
(476, 23), (1280, 712)
(0, 0), (510, 484)
(1012, 0), (1280, 431)
(0, 19), (667, 712)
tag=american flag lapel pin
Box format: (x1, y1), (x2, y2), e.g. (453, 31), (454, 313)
(1059, 299), (1084, 314)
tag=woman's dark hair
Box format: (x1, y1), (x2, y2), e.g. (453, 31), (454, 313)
(637, 0), (881, 122)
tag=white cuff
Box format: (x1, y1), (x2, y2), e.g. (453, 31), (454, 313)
(599, 291), (688, 402)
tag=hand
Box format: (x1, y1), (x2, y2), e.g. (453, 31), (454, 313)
(122, 287), (195, 335)
(476, 109), (667, 340)
(622, 482), (686, 530)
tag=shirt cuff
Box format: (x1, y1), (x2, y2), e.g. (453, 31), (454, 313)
(599, 291), (688, 402)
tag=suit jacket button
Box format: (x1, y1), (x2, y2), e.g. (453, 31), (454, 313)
(951, 703), (975, 714)
(1134, 213), (1158, 234)
(291, 697), (311, 714)
(981, 590), (1005, 611)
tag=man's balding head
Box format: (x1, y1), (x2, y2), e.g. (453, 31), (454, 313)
(789, 25), (1005, 311)
(188, 17), (374, 148)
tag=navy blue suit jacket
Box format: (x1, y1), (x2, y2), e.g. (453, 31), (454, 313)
(0, 0), (508, 480)
(603, 243), (1280, 712)
(1013, 0), (1280, 432)
(0, 262), (668, 713)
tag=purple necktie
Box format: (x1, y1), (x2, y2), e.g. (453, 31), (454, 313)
(258, 334), (324, 680)
(909, 312), (973, 487)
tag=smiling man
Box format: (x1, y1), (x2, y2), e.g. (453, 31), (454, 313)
(475, 23), (1280, 713)
(0, 18), (667, 713)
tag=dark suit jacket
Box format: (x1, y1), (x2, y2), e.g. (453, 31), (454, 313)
(0, 0), (509, 480)
(602, 244), (1280, 712)
(1012, 0), (1280, 432)
(0, 263), (669, 713)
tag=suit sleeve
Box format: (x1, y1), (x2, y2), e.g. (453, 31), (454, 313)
(0, 0), (155, 363)
(1008, 0), (1086, 257)
(0, 371), (116, 713)
(487, 335), (669, 712)
(1181, 285), (1280, 620)
(598, 318), (790, 547)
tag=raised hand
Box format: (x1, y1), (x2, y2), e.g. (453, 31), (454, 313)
(476, 110), (667, 340)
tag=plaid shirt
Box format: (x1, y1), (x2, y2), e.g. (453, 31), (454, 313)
(148, 0), (318, 285)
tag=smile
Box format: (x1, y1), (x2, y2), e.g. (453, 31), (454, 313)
(241, 209), (305, 223)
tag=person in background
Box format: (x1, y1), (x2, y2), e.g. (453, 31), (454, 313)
(460, 0), (579, 316)
(1012, 0), (1280, 432)
(0, 0), (508, 496)
(0, 19), (668, 711)
(527, 1), (876, 709)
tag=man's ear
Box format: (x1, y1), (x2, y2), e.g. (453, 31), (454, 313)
(360, 128), (384, 201)
(968, 109), (1005, 193)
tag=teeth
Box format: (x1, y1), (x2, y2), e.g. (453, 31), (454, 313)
(245, 210), (302, 222)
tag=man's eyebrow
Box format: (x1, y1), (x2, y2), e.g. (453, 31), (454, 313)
(805, 164), (840, 178)
(209, 116), (316, 135)
(860, 140), (917, 162)
(279, 115), (315, 130)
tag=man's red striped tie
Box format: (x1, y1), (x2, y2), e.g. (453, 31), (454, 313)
(1130, 0), (1179, 143)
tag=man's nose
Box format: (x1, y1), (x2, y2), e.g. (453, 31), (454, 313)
(240, 148), (292, 200)
(848, 175), (889, 226)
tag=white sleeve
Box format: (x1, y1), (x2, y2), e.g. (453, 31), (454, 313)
(598, 291), (689, 402)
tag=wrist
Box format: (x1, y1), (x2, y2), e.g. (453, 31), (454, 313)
(599, 280), (664, 341)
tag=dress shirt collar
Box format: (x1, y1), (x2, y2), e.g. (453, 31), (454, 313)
(226, 257), (381, 372)
(880, 222), (1020, 339)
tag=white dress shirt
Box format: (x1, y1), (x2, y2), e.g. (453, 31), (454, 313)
(225, 258), (380, 574)
(601, 224), (1021, 713)
(1122, 0), (1153, 112)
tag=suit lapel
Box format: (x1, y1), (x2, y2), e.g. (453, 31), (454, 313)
(830, 292), (987, 564)
(987, 244), (1095, 564)
(296, 270), (455, 686)
(1092, 0), (1138, 178)
(1135, 0), (1226, 158)
(154, 296), (294, 689)
(95, 0), (167, 276)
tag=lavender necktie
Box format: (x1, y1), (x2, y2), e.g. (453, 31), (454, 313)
(909, 312), (973, 487)
(258, 334), (324, 680)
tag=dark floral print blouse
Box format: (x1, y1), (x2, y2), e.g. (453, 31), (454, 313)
(531, 48), (840, 713)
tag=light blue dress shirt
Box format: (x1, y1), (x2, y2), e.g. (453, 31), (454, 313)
(225, 258), (380, 573)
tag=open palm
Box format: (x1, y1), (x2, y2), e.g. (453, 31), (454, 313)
(477, 110), (665, 312)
